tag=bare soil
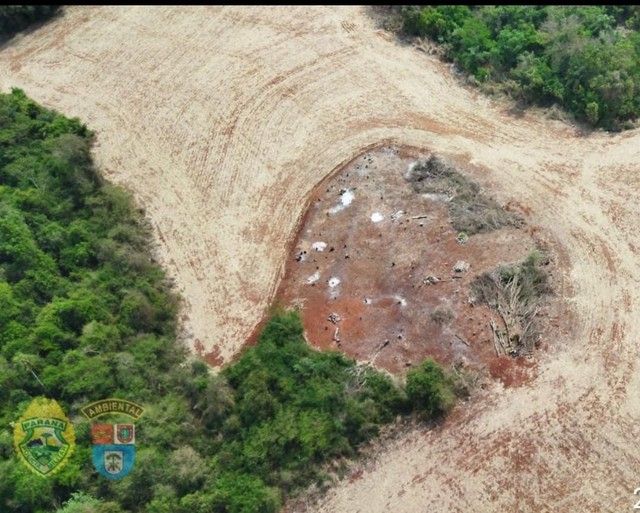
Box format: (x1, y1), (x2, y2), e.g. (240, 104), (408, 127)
(2, 6), (640, 512)
(276, 145), (553, 387)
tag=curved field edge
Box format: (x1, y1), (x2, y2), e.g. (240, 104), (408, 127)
(1, 6), (640, 512)
(0, 89), (455, 513)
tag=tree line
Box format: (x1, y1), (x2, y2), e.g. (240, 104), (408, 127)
(401, 5), (640, 130)
(0, 6), (60, 40)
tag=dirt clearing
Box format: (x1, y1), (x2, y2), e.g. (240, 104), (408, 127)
(276, 145), (552, 386)
(2, 6), (640, 512)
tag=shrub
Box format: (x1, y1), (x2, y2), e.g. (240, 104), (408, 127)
(430, 306), (453, 326)
(406, 359), (455, 418)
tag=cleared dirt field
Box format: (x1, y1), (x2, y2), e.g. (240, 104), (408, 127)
(1, 5), (640, 512)
(276, 145), (550, 385)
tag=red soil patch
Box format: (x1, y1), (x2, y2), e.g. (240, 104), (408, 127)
(276, 146), (544, 385)
(203, 346), (224, 367)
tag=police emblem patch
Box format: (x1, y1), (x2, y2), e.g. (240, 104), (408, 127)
(13, 397), (75, 477)
(82, 399), (144, 480)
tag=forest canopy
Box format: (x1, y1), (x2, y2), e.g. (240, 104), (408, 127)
(401, 5), (640, 130)
(0, 6), (60, 39)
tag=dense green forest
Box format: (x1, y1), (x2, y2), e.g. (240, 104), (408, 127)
(401, 5), (640, 130)
(0, 89), (455, 512)
(0, 6), (60, 39)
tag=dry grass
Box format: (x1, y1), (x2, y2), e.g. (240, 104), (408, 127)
(430, 306), (453, 326)
(406, 155), (521, 235)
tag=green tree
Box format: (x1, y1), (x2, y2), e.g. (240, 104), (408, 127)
(406, 359), (455, 419)
(58, 492), (124, 513)
(492, 23), (541, 70)
(450, 17), (495, 77)
(209, 474), (280, 513)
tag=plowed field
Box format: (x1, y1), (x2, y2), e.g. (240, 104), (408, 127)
(2, 6), (640, 511)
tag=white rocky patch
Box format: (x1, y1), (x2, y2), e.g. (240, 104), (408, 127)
(306, 271), (320, 284)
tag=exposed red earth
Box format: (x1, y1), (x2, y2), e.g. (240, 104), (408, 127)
(276, 146), (558, 389)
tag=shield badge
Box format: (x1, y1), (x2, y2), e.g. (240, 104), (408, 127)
(116, 424), (135, 444)
(13, 397), (75, 477)
(82, 398), (144, 480)
(93, 444), (135, 480)
(91, 423), (136, 480)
